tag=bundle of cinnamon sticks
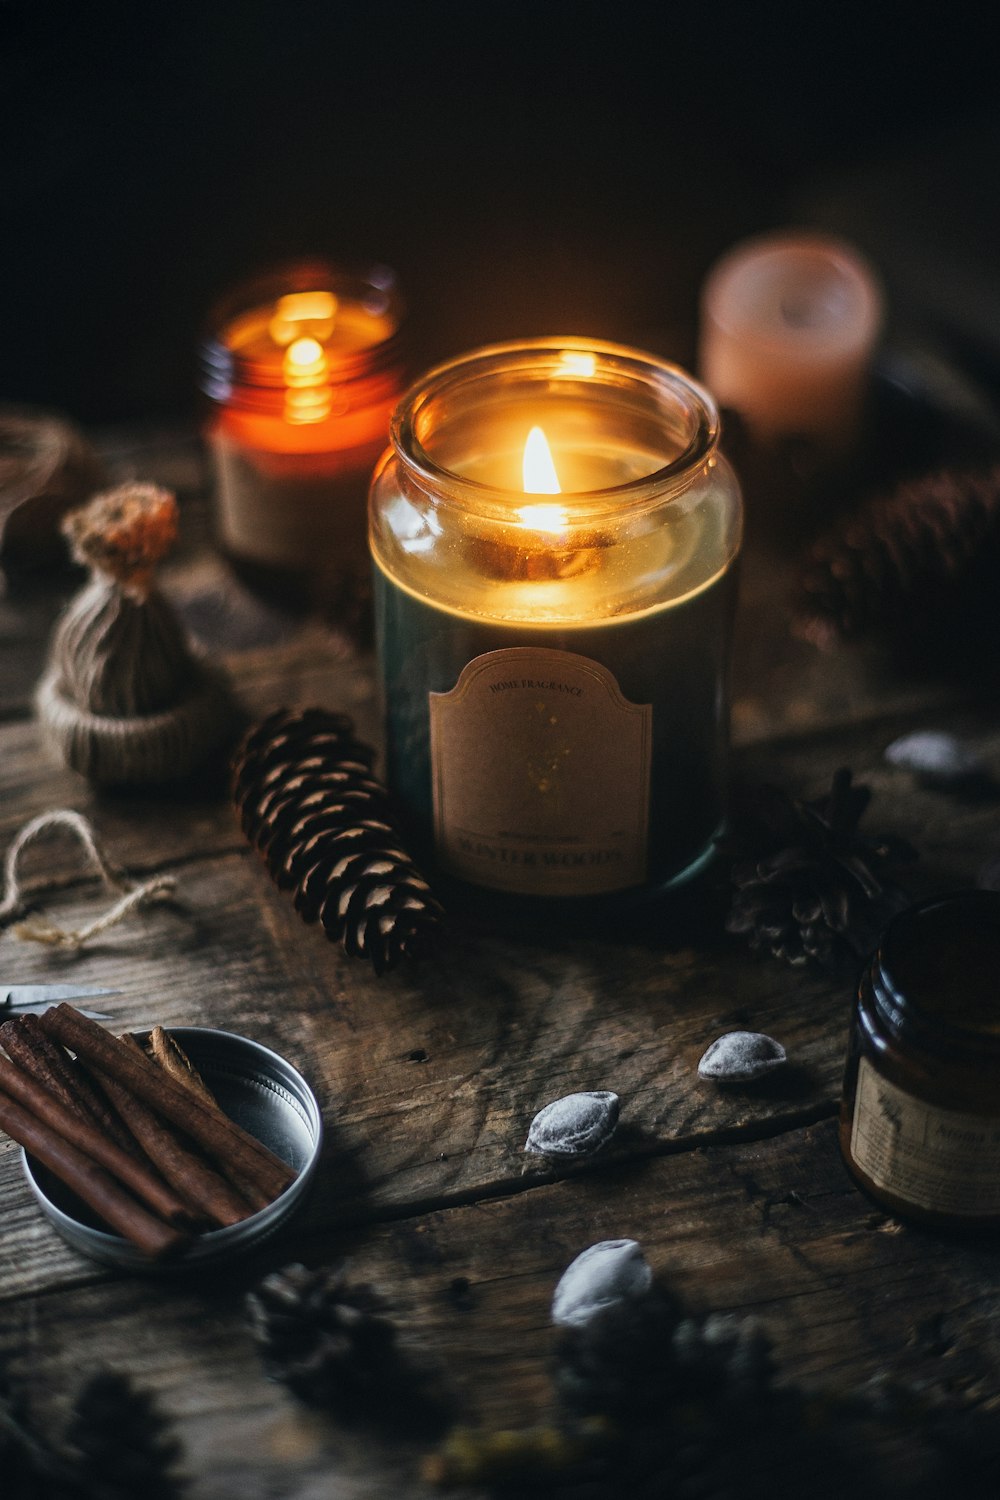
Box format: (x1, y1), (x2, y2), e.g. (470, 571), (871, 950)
(0, 1004), (296, 1260)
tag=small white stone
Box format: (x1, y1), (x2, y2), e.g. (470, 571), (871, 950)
(884, 731), (986, 785)
(525, 1091), (620, 1158)
(551, 1239), (653, 1328)
(698, 1031), (787, 1084)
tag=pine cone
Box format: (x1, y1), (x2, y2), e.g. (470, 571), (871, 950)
(726, 768), (916, 968)
(232, 707), (444, 974)
(246, 1263), (403, 1413)
(62, 1371), (185, 1500)
(796, 465), (1000, 648)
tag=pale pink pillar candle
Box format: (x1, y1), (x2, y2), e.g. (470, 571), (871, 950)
(699, 232), (883, 456)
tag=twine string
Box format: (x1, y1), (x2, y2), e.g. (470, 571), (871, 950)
(0, 809), (177, 949)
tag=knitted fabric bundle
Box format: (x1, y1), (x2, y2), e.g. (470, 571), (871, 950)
(36, 483), (236, 785)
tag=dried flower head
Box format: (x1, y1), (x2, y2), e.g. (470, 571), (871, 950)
(62, 483), (178, 593)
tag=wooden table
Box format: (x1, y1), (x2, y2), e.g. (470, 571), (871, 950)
(2, 425), (999, 1497)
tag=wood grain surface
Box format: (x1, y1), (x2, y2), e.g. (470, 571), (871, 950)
(1, 428), (999, 1497)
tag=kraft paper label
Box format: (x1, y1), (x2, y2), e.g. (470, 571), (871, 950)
(850, 1056), (1000, 1216)
(429, 647), (652, 897)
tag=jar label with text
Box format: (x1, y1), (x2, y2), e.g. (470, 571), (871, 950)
(850, 1056), (1000, 1216)
(429, 647), (652, 896)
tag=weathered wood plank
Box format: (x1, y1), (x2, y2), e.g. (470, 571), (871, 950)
(0, 845), (850, 1297)
(2, 1122), (996, 1498)
(0, 705), (997, 1303)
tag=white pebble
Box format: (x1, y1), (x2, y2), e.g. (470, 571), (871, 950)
(884, 731), (985, 785)
(551, 1239), (653, 1328)
(698, 1031), (787, 1084)
(525, 1091), (620, 1158)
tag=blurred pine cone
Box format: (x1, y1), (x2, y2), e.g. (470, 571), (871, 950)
(796, 465), (1000, 649)
(726, 768), (916, 968)
(247, 1262), (397, 1412)
(246, 1261), (450, 1431)
(63, 1371), (185, 1500)
(232, 707), (444, 974)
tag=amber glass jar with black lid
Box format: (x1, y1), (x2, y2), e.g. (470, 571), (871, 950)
(841, 890), (1000, 1230)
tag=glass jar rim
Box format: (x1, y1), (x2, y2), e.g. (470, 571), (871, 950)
(389, 337), (721, 519)
(200, 259), (405, 399)
(869, 890), (1000, 1053)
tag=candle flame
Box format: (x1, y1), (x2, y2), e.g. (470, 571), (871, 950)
(283, 336), (331, 424)
(284, 336), (326, 374)
(519, 426), (567, 533)
(522, 426), (560, 493)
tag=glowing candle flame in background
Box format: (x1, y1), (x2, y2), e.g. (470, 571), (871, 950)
(283, 331), (331, 424)
(518, 426), (567, 533)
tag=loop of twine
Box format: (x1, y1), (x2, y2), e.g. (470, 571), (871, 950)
(0, 809), (177, 949)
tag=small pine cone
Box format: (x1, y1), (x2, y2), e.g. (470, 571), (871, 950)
(232, 707), (444, 973)
(727, 768), (916, 969)
(796, 464), (1000, 648)
(553, 1285), (683, 1420)
(62, 1371), (185, 1500)
(246, 1263), (399, 1414)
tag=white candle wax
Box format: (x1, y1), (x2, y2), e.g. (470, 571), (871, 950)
(699, 232), (883, 456)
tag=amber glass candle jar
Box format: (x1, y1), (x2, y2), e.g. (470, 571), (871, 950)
(368, 338), (743, 913)
(200, 261), (405, 597)
(841, 890), (1000, 1230)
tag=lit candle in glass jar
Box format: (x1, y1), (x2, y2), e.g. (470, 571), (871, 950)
(200, 262), (405, 596)
(368, 339), (743, 913)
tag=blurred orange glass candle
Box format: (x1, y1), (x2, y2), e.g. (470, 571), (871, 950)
(699, 232), (883, 457)
(200, 262), (405, 587)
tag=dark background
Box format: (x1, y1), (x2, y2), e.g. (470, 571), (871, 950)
(2, 0), (999, 425)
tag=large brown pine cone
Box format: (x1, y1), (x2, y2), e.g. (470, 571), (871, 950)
(232, 707), (443, 974)
(796, 465), (1000, 648)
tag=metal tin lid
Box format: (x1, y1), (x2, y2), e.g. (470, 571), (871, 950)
(21, 1027), (323, 1273)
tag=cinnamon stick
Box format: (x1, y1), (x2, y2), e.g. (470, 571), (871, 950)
(41, 1005), (295, 1202)
(0, 1089), (189, 1261)
(146, 1025), (218, 1108)
(131, 1031), (269, 1212)
(0, 1014), (134, 1153)
(0, 1052), (194, 1228)
(80, 1039), (259, 1228)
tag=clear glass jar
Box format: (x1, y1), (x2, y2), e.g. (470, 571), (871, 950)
(840, 890), (1000, 1230)
(368, 338), (743, 913)
(200, 260), (405, 601)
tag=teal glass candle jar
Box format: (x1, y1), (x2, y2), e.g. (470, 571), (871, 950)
(368, 338), (743, 913)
